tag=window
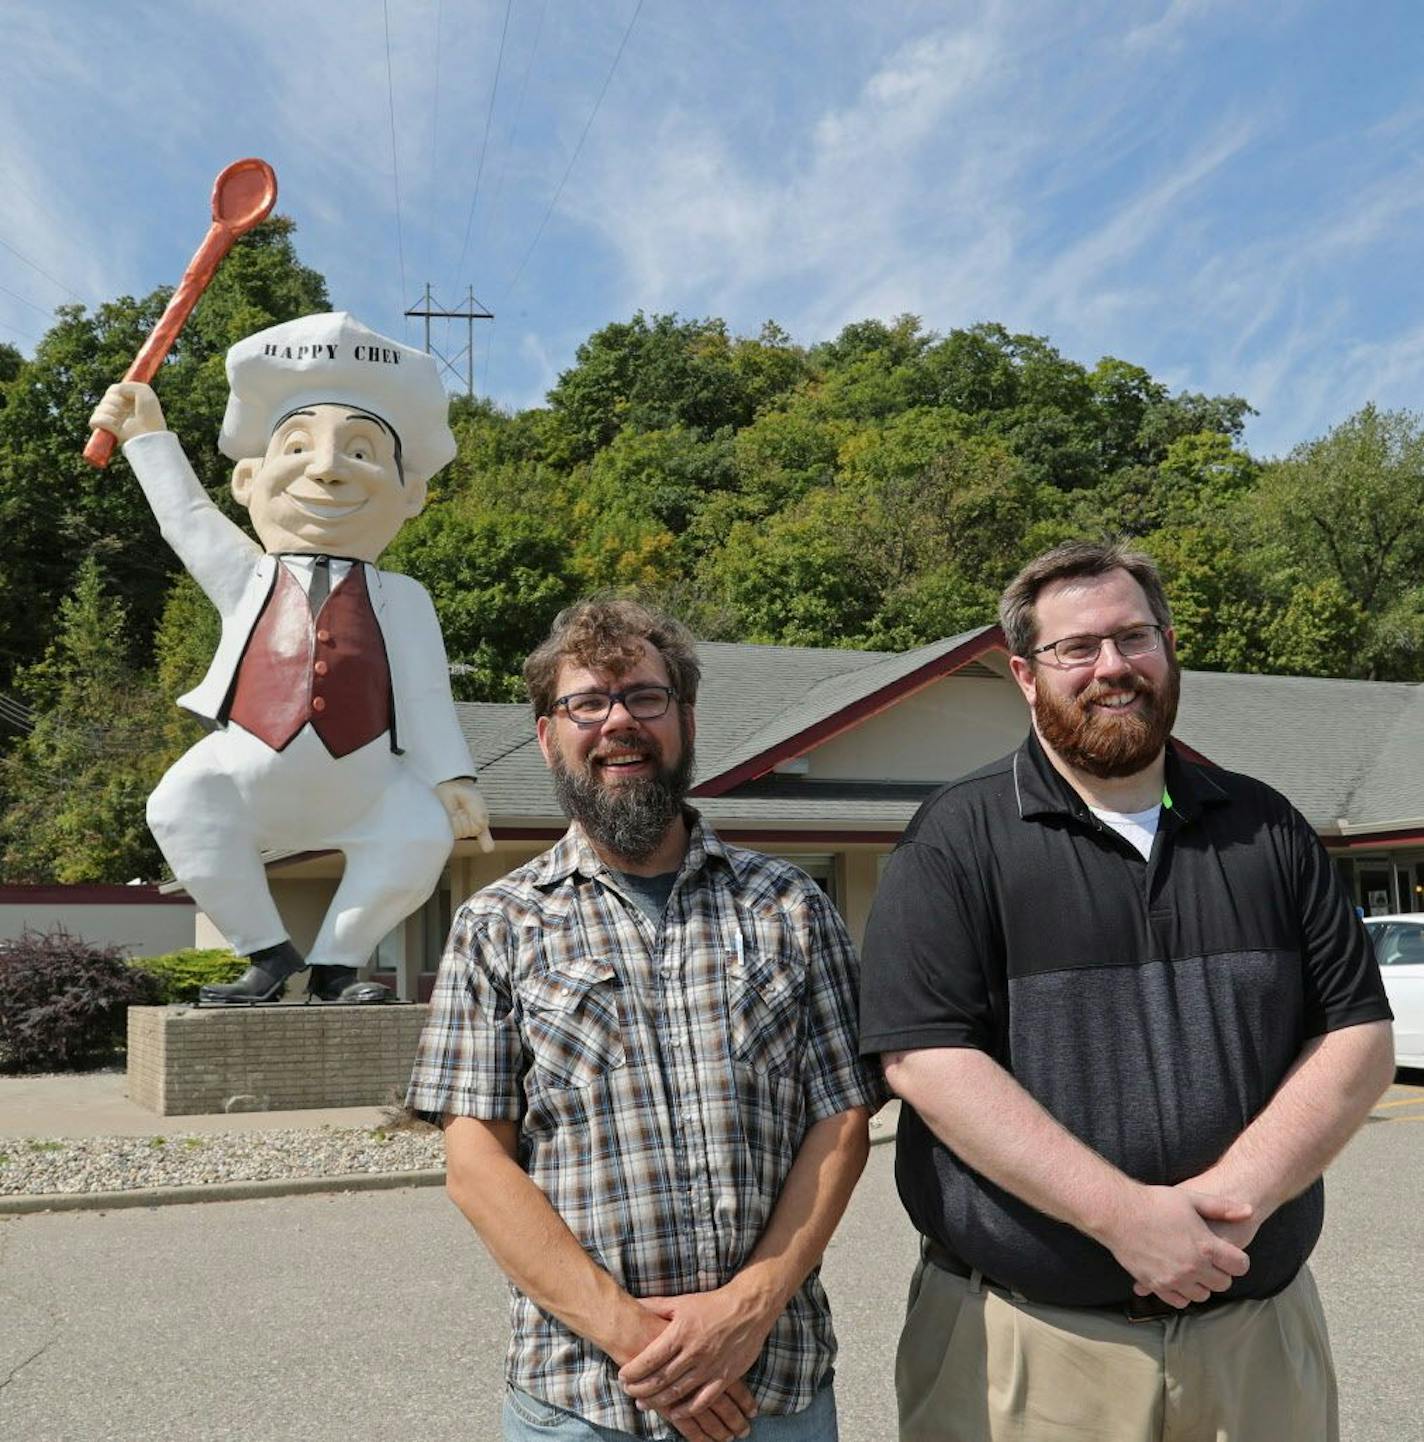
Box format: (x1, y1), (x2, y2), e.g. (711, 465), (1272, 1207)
(1368, 921), (1424, 967)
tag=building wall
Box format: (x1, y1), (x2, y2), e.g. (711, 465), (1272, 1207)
(0, 887), (197, 958)
(806, 670), (1026, 781)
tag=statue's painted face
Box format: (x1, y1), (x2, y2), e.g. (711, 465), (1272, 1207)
(230, 404), (426, 560)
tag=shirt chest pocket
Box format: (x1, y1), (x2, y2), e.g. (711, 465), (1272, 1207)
(520, 958), (626, 1089)
(728, 942), (806, 1077)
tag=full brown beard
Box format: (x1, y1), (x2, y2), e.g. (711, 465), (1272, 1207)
(548, 719), (695, 864)
(1032, 659), (1180, 780)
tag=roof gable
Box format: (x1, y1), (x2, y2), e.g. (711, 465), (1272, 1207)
(693, 626), (1001, 795)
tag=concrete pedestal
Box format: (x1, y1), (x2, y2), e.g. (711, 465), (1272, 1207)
(127, 1004), (430, 1116)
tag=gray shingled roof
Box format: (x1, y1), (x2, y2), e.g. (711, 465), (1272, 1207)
(699, 628), (994, 786)
(456, 640), (1424, 836)
(1346, 688), (1424, 827)
(1173, 670), (1422, 831)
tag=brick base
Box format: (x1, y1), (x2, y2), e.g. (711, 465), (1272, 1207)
(126, 1004), (430, 1116)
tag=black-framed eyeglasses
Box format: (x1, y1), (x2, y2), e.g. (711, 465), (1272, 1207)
(1030, 624), (1165, 669)
(552, 685), (677, 725)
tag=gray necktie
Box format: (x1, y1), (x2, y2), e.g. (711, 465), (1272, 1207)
(308, 555), (330, 615)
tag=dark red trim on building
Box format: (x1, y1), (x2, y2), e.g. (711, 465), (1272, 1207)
(1323, 829), (1424, 850)
(479, 827), (568, 842)
(693, 629), (1009, 797)
(0, 884), (194, 906)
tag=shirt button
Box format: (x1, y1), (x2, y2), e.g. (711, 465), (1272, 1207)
(316, 628), (331, 643)
(311, 697), (327, 713)
(660, 963), (673, 977)
(314, 660), (329, 676)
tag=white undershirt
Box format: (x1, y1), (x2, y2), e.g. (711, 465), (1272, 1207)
(280, 554), (355, 599)
(1087, 803), (1162, 860)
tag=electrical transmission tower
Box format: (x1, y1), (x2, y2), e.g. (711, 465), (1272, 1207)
(404, 285), (494, 397)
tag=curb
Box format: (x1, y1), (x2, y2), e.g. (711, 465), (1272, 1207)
(0, 1167), (446, 1216)
(1, 1102), (898, 1217)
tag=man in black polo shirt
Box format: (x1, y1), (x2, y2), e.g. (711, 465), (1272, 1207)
(860, 540), (1395, 1442)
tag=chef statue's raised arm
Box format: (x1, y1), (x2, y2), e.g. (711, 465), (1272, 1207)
(89, 312), (492, 1004)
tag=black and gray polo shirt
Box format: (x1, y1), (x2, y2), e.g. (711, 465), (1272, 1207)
(859, 730), (1392, 1308)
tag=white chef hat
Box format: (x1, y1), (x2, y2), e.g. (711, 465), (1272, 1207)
(219, 311), (457, 479)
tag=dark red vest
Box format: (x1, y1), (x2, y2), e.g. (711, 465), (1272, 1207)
(227, 563), (393, 757)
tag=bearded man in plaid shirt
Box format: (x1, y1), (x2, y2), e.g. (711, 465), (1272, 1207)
(408, 599), (885, 1442)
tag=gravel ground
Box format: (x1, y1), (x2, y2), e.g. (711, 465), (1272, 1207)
(0, 1123), (444, 1195)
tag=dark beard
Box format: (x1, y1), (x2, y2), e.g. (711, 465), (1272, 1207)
(550, 729), (695, 865)
(1033, 660), (1180, 780)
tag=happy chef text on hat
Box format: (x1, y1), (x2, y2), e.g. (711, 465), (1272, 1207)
(219, 312), (457, 480)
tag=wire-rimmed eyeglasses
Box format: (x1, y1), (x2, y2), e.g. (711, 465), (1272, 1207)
(1029, 624), (1165, 669)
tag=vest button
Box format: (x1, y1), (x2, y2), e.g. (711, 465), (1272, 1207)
(316, 629), (331, 643)
(311, 696), (327, 713)
(314, 660), (329, 676)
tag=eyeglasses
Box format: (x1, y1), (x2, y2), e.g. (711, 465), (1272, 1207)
(1029, 624), (1165, 669)
(552, 685), (677, 725)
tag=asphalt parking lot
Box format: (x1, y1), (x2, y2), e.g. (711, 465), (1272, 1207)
(2, 1080), (1422, 1442)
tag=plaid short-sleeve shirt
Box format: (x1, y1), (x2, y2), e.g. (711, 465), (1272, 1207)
(408, 814), (886, 1437)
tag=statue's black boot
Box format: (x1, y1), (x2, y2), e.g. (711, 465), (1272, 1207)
(199, 940), (307, 1004)
(306, 964), (391, 1004)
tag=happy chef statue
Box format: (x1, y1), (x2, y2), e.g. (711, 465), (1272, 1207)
(89, 312), (493, 1004)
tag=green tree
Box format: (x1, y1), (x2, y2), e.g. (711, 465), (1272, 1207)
(703, 487), (882, 647)
(547, 312), (762, 462)
(0, 558), (165, 882)
(382, 497), (579, 700)
(1252, 405), (1424, 679)
(1073, 431), (1260, 539)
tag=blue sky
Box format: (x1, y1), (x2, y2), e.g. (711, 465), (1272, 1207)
(3, 0), (1424, 456)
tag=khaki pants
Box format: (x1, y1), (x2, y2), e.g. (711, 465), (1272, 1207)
(897, 1258), (1338, 1442)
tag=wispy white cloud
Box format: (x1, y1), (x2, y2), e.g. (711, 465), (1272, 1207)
(2, 0), (1423, 458)
(1123, 0), (1234, 54)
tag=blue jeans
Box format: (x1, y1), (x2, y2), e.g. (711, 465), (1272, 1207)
(502, 1379), (838, 1441)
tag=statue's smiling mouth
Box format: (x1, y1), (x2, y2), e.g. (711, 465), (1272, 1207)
(287, 494), (367, 520)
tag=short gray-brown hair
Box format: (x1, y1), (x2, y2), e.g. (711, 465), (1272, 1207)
(523, 597), (702, 717)
(998, 540), (1172, 658)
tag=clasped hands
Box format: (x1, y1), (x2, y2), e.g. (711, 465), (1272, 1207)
(1107, 1168), (1262, 1311)
(615, 1284), (774, 1442)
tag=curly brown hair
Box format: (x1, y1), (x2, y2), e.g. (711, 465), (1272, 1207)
(523, 598), (702, 717)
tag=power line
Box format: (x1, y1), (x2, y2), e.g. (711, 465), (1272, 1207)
(451, 0), (515, 295)
(0, 692), (35, 733)
(383, 0), (409, 323)
(0, 315), (41, 346)
(421, 0), (446, 292)
(0, 230), (88, 306)
(478, 0), (549, 398)
(0, 279), (56, 320)
(499, 0), (645, 303)
(493, 0), (551, 217)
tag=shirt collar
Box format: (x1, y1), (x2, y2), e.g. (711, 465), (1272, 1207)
(273, 552), (366, 565)
(530, 807), (729, 888)
(1013, 729), (1230, 825)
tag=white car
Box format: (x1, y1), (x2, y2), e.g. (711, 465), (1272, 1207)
(1363, 915), (1424, 1068)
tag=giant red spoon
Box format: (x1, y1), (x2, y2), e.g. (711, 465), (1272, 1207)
(83, 157), (278, 468)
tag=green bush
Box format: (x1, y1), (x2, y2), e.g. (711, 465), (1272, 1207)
(130, 948), (243, 1003)
(0, 928), (163, 1073)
